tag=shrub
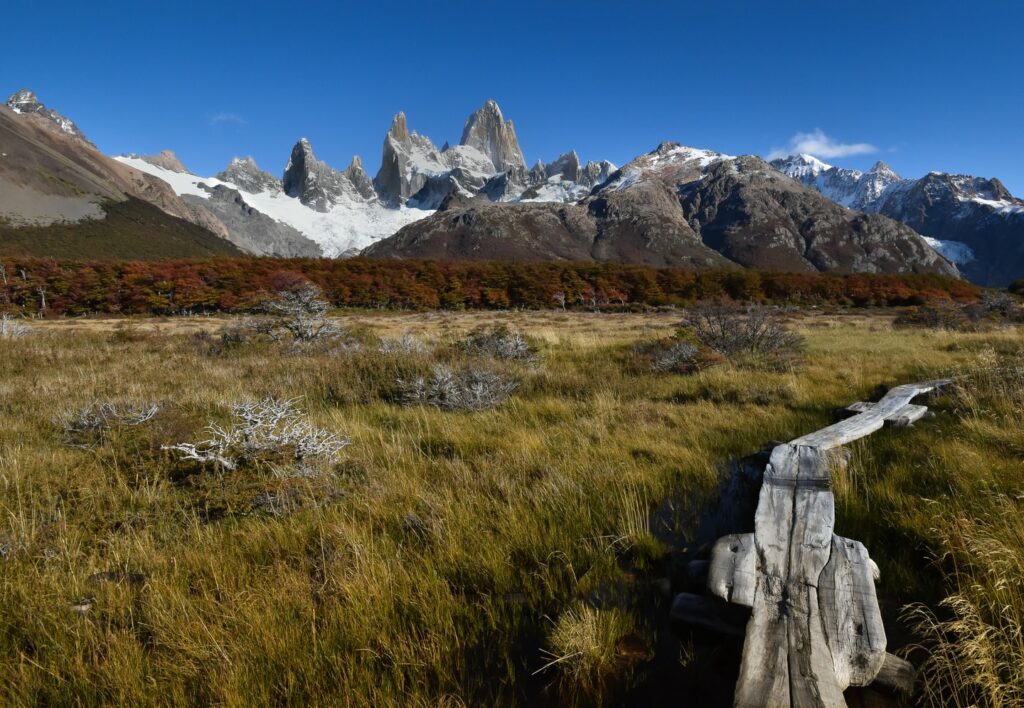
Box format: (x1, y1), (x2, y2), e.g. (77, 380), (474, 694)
(461, 325), (534, 361)
(680, 302), (805, 357)
(634, 339), (700, 374)
(0, 313), (31, 339)
(163, 397), (349, 473)
(397, 364), (518, 411)
(60, 401), (160, 448)
(262, 284), (339, 343)
(378, 332), (429, 355)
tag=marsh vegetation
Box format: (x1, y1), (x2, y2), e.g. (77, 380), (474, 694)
(0, 307), (1020, 705)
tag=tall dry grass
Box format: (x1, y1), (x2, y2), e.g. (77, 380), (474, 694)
(0, 310), (1019, 704)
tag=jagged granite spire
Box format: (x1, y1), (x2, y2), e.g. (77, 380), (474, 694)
(344, 155), (377, 200)
(283, 138), (373, 211)
(459, 99), (526, 173)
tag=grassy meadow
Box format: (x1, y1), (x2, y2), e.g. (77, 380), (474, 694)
(0, 309), (1021, 706)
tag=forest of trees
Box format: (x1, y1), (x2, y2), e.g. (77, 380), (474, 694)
(0, 257), (982, 317)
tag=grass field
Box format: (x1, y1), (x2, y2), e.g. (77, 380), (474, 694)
(0, 310), (1020, 706)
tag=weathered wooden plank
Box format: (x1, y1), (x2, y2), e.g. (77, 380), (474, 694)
(872, 652), (915, 694)
(709, 381), (944, 706)
(884, 403), (929, 427)
(818, 535), (887, 689)
(792, 380), (951, 450)
(734, 445), (845, 708)
(707, 533), (756, 607)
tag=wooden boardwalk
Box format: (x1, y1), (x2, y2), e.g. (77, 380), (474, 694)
(674, 380), (950, 707)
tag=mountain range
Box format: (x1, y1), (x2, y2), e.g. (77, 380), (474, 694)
(1, 88), (1021, 284)
(771, 154), (1024, 285)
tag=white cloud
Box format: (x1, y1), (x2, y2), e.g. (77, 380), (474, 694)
(767, 129), (876, 160)
(209, 112), (246, 126)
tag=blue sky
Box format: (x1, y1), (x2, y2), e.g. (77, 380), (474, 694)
(6, 0), (1023, 193)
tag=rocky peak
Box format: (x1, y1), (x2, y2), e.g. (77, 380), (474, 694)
(459, 99), (526, 173)
(141, 149), (188, 173)
(343, 155), (377, 200)
(387, 112), (410, 145)
(216, 156), (282, 194)
(283, 138), (368, 212)
(867, 160), (901, 181)
(544, 151), (582, 182)
(769, 153), (833, 180)
(5, 88), (90, 142)
(581, 160), (617, 188)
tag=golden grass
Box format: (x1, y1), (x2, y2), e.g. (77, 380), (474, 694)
(0, 310), (1021, 704)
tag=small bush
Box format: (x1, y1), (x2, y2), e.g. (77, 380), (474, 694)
(163, 397), (349, 473)
(397, 364), (517, 411)
(633, 339), (701, 374)
(461, 325), (534, 361)
(0, 314), (31, 339)
(60, 401), (160, 448)
(680, 302), (805, 357)
(378, 333), (429, 355)
(262, 284), (339, 343)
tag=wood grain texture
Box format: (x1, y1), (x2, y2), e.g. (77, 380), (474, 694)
(708, 533), (756, 607)
(721, 381), (947, 707)
(819, 535), (887, 689)
(792, 380), (950, 449)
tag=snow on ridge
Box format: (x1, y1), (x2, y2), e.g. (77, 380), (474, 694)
(116, 156), (431, 256)
(968, 196), (1024, 216)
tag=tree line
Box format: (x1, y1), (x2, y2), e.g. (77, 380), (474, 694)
(0, 257), (981, 317)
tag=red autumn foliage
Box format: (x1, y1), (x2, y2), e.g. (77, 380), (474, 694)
(0, 257), (980, 317)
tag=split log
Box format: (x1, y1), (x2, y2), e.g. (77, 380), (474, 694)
(707, 533), (756, 607)
(872, 653), (915, 695)
(734, 444), (845, 708)
(818, 535), (886, 688)
(723, 380), (947, 707)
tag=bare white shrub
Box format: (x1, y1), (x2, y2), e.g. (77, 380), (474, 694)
(648, 341), (699, 374)
(163, 397), (349, 472)
(263, 284), (339, 343)
(461, 326), (534, 361)
(0, 314), (31, 339)
(61, 401), (160, 448)
(398, 364), (517, 411)
(378, 333), (429, 355)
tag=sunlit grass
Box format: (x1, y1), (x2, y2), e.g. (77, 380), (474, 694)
(0, 310), (1020, 704)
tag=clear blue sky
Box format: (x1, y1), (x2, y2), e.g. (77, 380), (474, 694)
(6, 0), (1023, 193)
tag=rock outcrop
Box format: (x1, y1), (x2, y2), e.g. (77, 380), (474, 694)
(459, 99), (526, 174)
(182, 185), (321, 257)
(216, 156), (282, 194)
(141, 150), (189, 173)
(5, 89), (92, 145)
(283, 138), (369, 211)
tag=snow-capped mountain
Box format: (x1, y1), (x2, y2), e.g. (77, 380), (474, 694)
(113, 99), (614, 256)
(117, 153), (428, 257)
(773, 154), (1024, 285)
(367, 140), (957, 279)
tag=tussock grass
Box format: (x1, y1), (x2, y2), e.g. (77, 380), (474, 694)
(0, 311), (1020, 704)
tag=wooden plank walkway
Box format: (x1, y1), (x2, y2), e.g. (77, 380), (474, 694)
(675, 379), (949, 707)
